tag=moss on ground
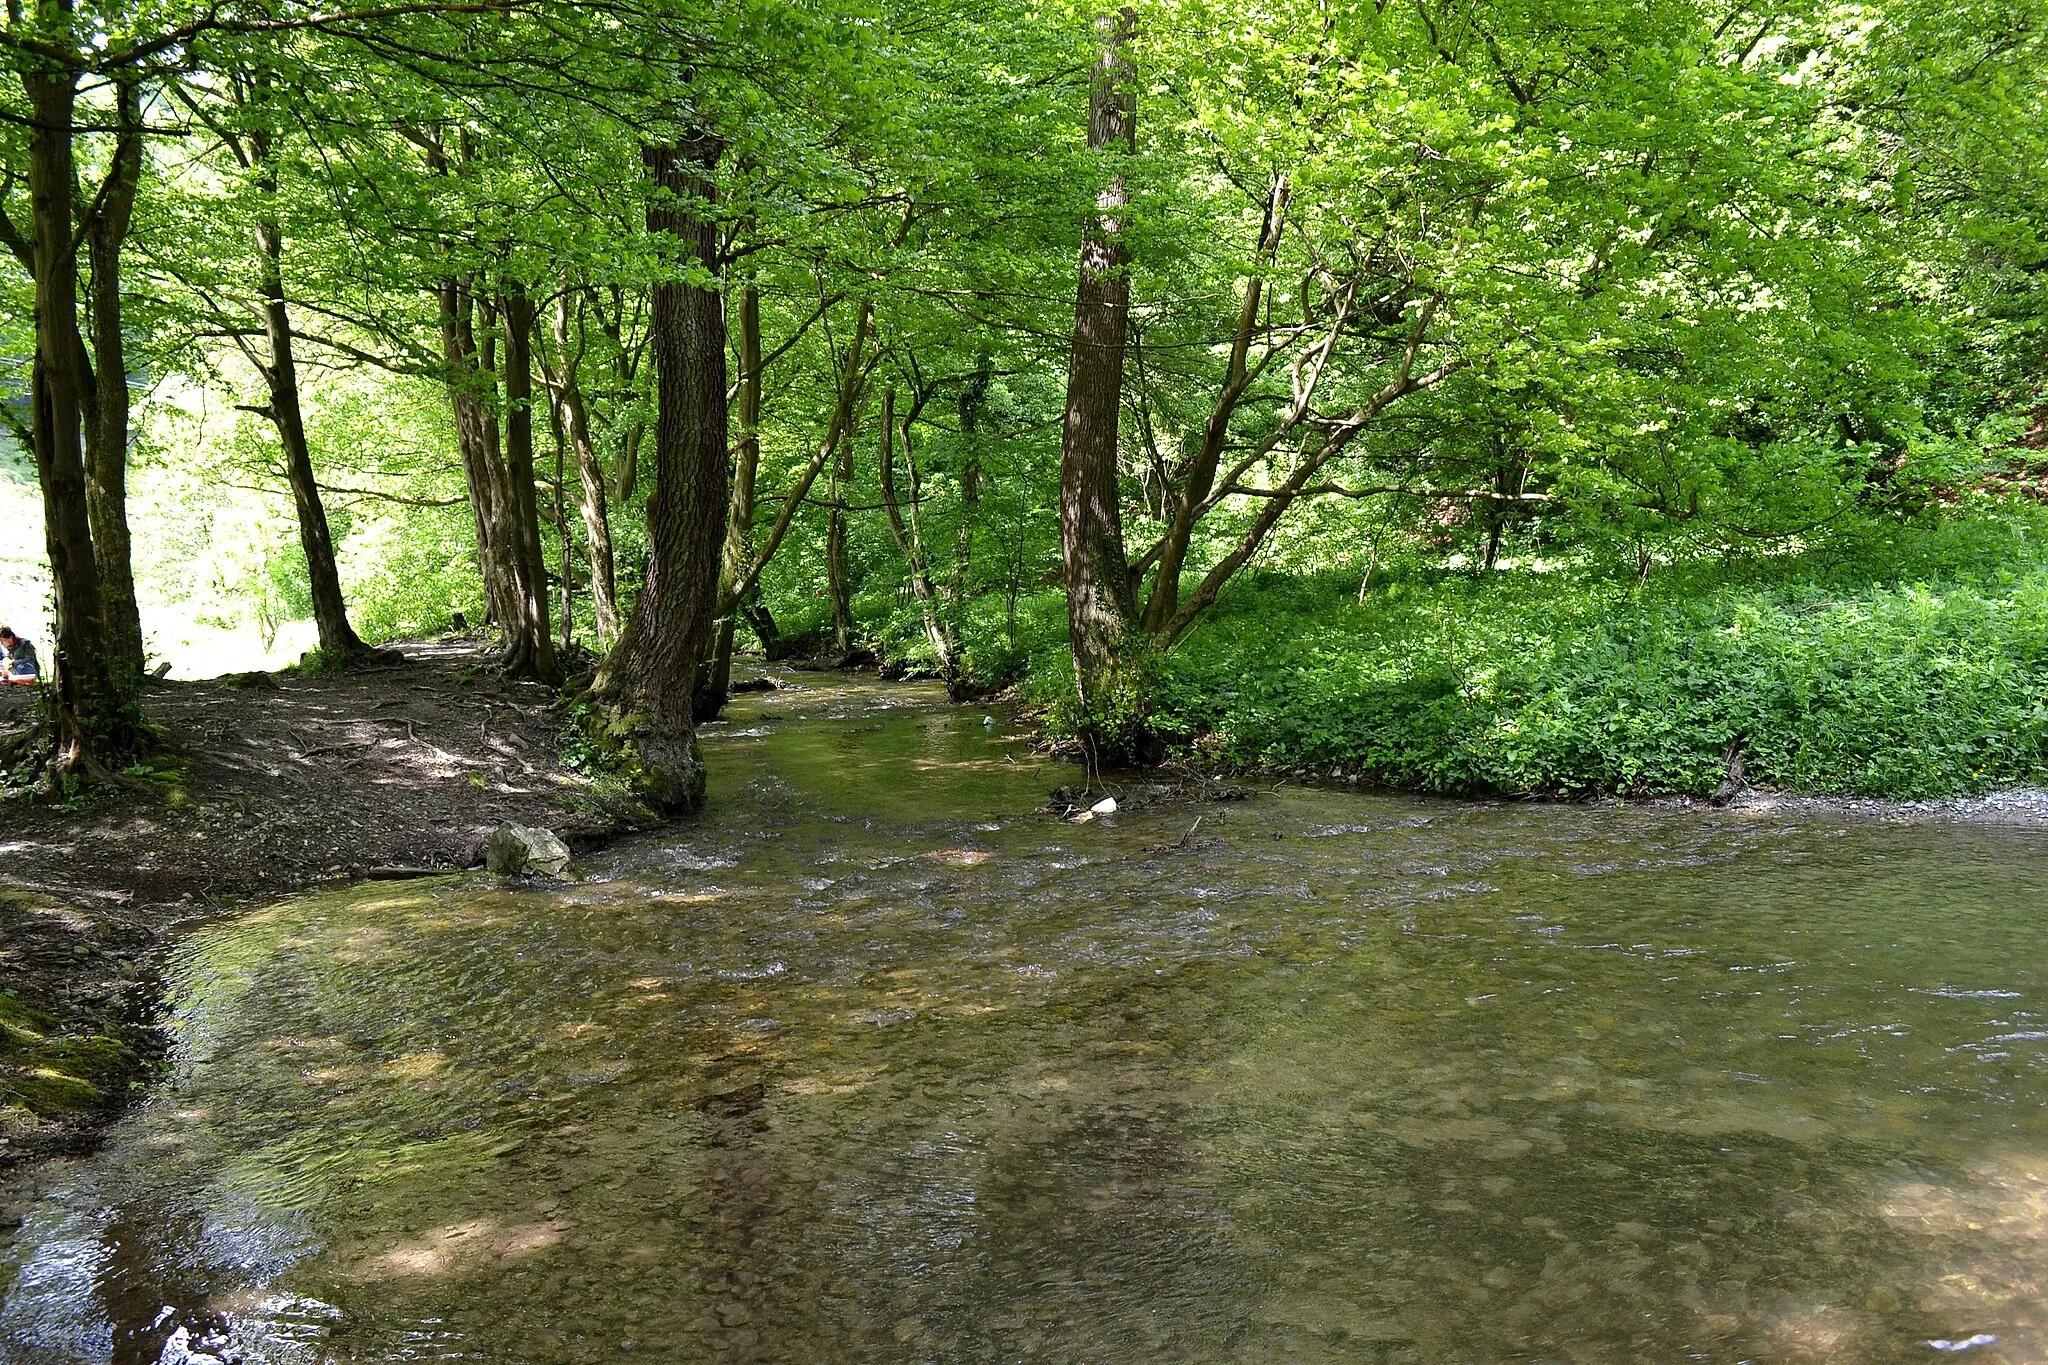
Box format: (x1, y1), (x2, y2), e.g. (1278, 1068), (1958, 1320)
(0, 892), (150, 1147)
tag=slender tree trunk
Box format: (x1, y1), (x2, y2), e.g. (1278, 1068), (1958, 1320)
(951, 356), (990, 607)
(1139, 174), (1288, 631)
(877, 387), (955, 679)
(1058, 7), (1140, 710)
(595, 133), (731, 812)
(440, 277), (516, 630)
(81, 80), (145, 684)
(549, 292), (620, 643)
(705, 283), (766, 710)
(826, 423), (854, 658)
(602, 284), (644, 507)
(423, 132), (508, 632)
(497, 283), (556, 681)
(21, 47), (137, 773)
(251, 144), (367, 662)
(716, 299), (872, 614)
(554, 409), (574, 652)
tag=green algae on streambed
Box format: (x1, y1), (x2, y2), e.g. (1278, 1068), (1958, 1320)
(0, 892), (151, 1157)
(4, 674), (2048, 1363)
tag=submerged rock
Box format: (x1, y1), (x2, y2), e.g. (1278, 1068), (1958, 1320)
(484, 823), (572, 878)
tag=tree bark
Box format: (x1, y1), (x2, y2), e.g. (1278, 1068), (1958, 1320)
(595, 132), (730, 812)
(496, 282), (557, 681)
(21, 42), (137, 773)
(81, 79), (145, 684)
(549, 292), (620, 644)
(1058, 7), (1140, 710)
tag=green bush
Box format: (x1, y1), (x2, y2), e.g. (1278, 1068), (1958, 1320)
(1141, 511), (2048, 798)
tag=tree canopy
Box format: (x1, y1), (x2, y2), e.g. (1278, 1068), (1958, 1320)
(2, 0), (2042, 786)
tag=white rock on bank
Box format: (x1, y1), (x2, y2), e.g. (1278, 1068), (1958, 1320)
(485, 823), (572, 878)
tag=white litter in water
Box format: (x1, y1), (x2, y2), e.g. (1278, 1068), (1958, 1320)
(1928, 1336), (1999, 1353)
(1090, 797), (1118, 814)
(981, 715), (995, 726)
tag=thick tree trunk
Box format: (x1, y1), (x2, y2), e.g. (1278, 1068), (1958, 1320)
(595, 134), (730, 812)
(496, 284), (556, 681)
(81, 80), (145, 684)
(549, 293), (620, 644)
(1058, 8), (1140, 710)
(21, 54), (138, 774)
(251, 145), (368, 663)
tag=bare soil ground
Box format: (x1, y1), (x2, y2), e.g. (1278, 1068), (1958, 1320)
(0, 637), (647, 1179)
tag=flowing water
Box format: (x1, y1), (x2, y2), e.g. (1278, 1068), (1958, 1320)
(5, 674), (2048, 1364)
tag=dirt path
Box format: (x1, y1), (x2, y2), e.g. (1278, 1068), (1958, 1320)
(0, 638), (649, 1179)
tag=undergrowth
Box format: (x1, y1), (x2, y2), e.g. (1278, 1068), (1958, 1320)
(857, 509), (2048, 799)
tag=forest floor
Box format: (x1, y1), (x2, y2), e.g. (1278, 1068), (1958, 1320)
(0, 637), (651, 1181)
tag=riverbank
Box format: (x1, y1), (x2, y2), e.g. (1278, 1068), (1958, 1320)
(0, 638), (651, 1177)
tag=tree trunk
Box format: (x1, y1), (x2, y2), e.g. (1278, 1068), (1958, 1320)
(439, 277), (518, 632)
(549, 292), (620, 643)
(826, 423), (854, 658)
(555, 408), (574, 652)
(595, 133), (731, 812)
(21, 50), (138, 774)
(81, 79), (145, 684)
(600, 284), (645, 508)
(496, 283), (556, 681)
(951, 355), (990, 607)
(716, 300), (872, 614)
(705, 283), (766, 711)
(1139, 174), (1288, 632)
(877, 387), (955, 679)
(1058, 8), (1140, 710)
(251, 137), (368, 663)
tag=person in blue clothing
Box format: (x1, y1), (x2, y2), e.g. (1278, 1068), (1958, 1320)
(0, 626), (40, 683)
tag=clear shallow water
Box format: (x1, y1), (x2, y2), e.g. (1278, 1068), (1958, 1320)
(6, 674), (2048, 1364)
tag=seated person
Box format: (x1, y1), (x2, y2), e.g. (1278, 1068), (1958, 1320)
(0, 626), (40, 683)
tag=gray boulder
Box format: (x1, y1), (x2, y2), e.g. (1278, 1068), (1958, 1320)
(484, 823), (572, 878)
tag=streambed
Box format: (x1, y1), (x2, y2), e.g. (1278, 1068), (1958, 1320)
(5, 674), (2046, 1363)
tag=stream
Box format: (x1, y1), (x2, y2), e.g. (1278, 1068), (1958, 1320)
(5, 673), (2047, 1363)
